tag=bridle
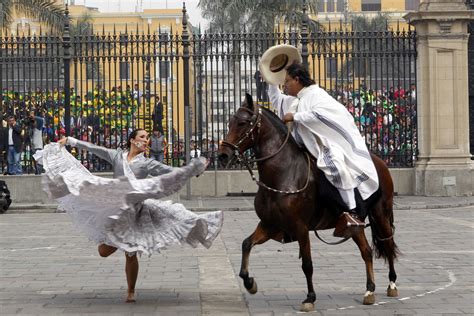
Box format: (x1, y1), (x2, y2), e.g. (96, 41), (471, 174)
(221, 107), (262, 156)
(221, 107), (311, 194)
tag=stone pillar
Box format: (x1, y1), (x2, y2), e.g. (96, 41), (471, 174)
(405, 0), (474, 196)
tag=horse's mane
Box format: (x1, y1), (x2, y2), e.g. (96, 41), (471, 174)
(260, 107), (292, 138)
(259, 106), (310, 156)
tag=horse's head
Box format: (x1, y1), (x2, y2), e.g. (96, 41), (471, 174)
(218, 93), (259, 167)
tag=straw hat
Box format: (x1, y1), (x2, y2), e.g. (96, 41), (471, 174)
(259, 44), (302, 85)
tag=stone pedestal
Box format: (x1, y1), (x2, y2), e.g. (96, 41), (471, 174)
(405, 0), (474, 196)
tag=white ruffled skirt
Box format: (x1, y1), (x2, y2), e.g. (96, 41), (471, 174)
(35, 144), (223, 256)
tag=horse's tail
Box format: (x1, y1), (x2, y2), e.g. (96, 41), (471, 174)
(368, 154), (400, 262)
(368, 198), (400, 262)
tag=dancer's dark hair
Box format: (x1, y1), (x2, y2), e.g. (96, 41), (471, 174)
(127, 128), (146, 149)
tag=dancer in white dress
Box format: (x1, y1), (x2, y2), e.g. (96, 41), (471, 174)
(34, 128), (223, 302)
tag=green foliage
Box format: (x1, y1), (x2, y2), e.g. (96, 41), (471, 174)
(0, 0), (66, 32)
(340, 14), (394, 79)
(70, 13), (104, 81)
(198, 0), (322, 33)
(350, 13), (389, 33)
(69, 13), (94, 37)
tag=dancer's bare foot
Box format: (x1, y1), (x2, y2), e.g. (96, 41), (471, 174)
(126, 291), (136, 303)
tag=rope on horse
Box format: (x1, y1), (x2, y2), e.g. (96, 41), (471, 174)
(255, 152), (312, 194)
(313, 230), (351, 245)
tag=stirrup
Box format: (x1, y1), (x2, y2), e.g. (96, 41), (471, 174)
(333, 212), (364, 238)
(345, 212), (365, 227)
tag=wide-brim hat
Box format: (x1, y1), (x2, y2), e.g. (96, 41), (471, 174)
(259, 44), (302, 85)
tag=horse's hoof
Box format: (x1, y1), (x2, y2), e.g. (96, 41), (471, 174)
(300, 302), (315, 312)
(387, 285), (398, 297)
(246, 279), (258, 294)
(363, 291), (375, 305)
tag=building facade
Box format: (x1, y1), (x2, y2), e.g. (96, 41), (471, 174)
(6, 3), (195, 137)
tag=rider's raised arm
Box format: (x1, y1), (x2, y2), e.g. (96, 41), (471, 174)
(268, 84), (297, 120)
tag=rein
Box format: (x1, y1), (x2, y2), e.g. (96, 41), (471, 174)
(314, 223), (394, 245)
(221, 107), (311, 194)
(255, 153), (312, 194)
(314, 230), (351, 245)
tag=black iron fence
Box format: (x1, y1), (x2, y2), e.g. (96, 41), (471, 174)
(0, 7), (417, 174)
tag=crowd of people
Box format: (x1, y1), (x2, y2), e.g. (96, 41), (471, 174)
(0, 85), (166, 173)
(0, 82), (417, 174)
(328, 83), (417, 166)
(0, 85), (140, 140)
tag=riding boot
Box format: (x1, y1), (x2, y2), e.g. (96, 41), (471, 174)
(333, 211), (365, 238)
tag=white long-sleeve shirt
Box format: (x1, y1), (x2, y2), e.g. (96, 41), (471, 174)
(267, 84), (379, 199)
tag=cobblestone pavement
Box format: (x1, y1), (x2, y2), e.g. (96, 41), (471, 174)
(0, 206), (473, 315)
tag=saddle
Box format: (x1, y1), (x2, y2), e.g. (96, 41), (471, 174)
(302, 148), (383, 239)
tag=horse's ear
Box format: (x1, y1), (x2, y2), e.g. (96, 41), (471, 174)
(244, 93), (255, 111)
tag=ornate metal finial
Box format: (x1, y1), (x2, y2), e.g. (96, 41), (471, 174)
(300, 0), (309, 68)
(63, 2), (70, 36)
(302, 0), (308, 16)
(182, 2), (188, 27)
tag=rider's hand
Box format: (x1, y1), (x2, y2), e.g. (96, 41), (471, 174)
(58, 136), (68, 147)
(283, 113), (294, 123)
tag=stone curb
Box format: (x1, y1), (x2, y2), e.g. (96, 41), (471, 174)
(4, 200), (474, 214)
(393, 201), (474, 210)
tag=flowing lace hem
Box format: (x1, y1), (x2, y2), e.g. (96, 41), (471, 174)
(105, 200), (224, 256)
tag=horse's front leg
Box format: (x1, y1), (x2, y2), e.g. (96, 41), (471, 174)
(352, 229), (376, 305)
(298, 230), (316, 312)
(239, 221), (270, 294)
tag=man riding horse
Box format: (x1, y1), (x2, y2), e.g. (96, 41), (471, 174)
(259, 45), (379, 239)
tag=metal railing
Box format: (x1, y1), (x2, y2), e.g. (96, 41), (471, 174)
(0, 5), (417, 174)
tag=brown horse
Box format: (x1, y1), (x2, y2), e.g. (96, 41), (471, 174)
(217, 94), (400, 312)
